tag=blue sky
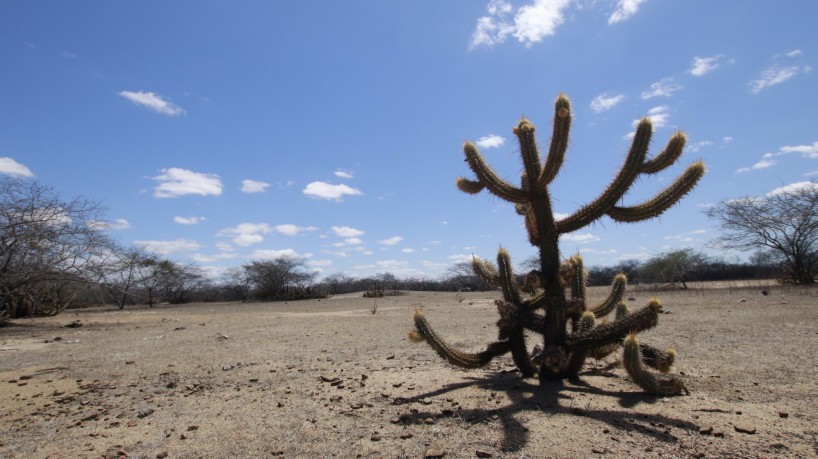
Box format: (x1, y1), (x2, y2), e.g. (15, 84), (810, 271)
(2, 1), (817, 279)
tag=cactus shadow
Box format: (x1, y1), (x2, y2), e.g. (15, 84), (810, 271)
(399, 370), (697, 453)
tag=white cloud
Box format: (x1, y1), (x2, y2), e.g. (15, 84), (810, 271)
(641, 78), (682, 99)
(780, 141), (818, 158)
(590, 93), (625, 113)
(89, 218), (131, 230)
(750, 65), (805, 93)
(174, 216), (205, 225)
(767, 181), (818, 196)
(241, 179), (270, 193)
(608, 0), (649, 24)
(251, 248), (302, 260)
(513, 0), (571, 47)
(786, 49), (802, 58)
(664, 229), (706, 241)
(688, 140), (714, 153)
(274, 224), (318, 236)
(191, 252), (239, 263)
(0, 157), (34, 177)
(135, 238), (202, 255)
(401, 248), (416, 254)
(233, 234), (264, 246)
(722, 136), (734, 144)
(309, 259), (333, 267)
(627, 106), (670, 138)
(215, 242), (234, 252)
(475, 135), (506, 149)
(153, 168), (223, 198)
(562, 233), (600, 244)
(118, 90), (184, 116)
(689, 55), (723, 77)
(448, 253), (477, 264)
(303, 181), (363, 200)
(218, 222), (272, 247)
(344, 237), (363, 245)
(331, 226), (364, 238)
(334, 170), (353, 179)
(470, 0), (571, 49)
(736, 140), (818, 173)
(378, 236), (403, 245)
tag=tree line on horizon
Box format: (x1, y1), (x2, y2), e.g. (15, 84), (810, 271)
(1, 177), (815, 323)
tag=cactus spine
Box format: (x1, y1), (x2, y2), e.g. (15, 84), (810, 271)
(410, 94), (703, 395)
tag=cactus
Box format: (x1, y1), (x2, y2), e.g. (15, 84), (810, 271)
(409, 94), (704, 395)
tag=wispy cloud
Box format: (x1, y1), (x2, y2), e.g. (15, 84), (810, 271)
(0, 157), (34, 177)
(251, 248), (304, 260)
(688, 140), (714, 153)
(174, 216), (205, 225)
(786, 49), (802, 58)
(134, 238), (202, 255)
(663, 229), (706, 242)
(274, 224), (318, 236)
(401, 248), (416, 254)
(768, 181), (818, 196)
(303, 181), (363, 201)
(608, 0), (649, 25)
(475, 135), (506, 149)
(750, 65), (806, 93)
(153, 168), (223, 198)
(689, 55), (726, 76)
(562, 233), (600, 244)
(590, 93), (625, 113)
(334, 170), (353, 179)
(241, 179), (270, 193)
(736, 140), (818, 173)
(378, 236), (403, 245)
(89, 218), (131, 230)
(217, 223), (272, 247)
(331, 226), (364, 238)
(118, 90), (184, 116)
(641, 78), (682, 99)
(470, 0), (572, 49)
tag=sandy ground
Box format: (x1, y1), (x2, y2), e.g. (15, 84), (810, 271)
(1, 285), (816, 459)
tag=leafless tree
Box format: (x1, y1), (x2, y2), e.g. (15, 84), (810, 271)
(0, 178), (108, 319)
(705, 184), (818, 284)
(92, 243), (156, 309)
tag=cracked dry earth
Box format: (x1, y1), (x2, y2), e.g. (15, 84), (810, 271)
(1, 286), (817, 458)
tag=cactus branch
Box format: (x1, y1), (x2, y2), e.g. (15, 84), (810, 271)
(623, 333), (688, 395)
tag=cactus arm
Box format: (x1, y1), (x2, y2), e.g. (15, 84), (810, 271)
(515, 120), (542, 182)
(623, 333), (687, 395)
(607, 161), (706, 222)
(471, 256), (499, 287)
(591, 274), (627, 317)
(640, 131), (687, 174)
(567, 300), (661, 351)
(410, 309), (510, 368)
(456, 177), (485, 194)
(639, 344), (677, 373)
(462, 142), (528, 203)
(497, 248), (522, 304)
(538, 94), (571, 187)
(564, 311), (595, 377)
(555, 119), (653, 234)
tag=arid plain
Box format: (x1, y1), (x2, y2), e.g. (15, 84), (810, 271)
(1, 284), (816, 458)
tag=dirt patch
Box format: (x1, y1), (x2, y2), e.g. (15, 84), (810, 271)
(1, 287), (816, 458)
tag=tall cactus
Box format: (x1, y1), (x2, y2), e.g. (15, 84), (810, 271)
(409, 94), (703, 395)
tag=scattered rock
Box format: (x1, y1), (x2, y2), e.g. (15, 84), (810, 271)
(156, 452), (168, 459)
(65, 320), (83, 328)
(400, 432), (413, 439)
(424, 447), (445, 458)
(592, 447), (606, 454)
(734, 424), (756, 434)
(386, 355), (395, 360)
(222, 364), (235, 371)
(698, 425), (713, 435)
(370, 434), (381, 441)
(217, 333), (229, 340)
(779, 411), (789, 418)
(173, 326), (186, 331)
(137, 408), (154, 418)
(476, 450), (493, 458)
